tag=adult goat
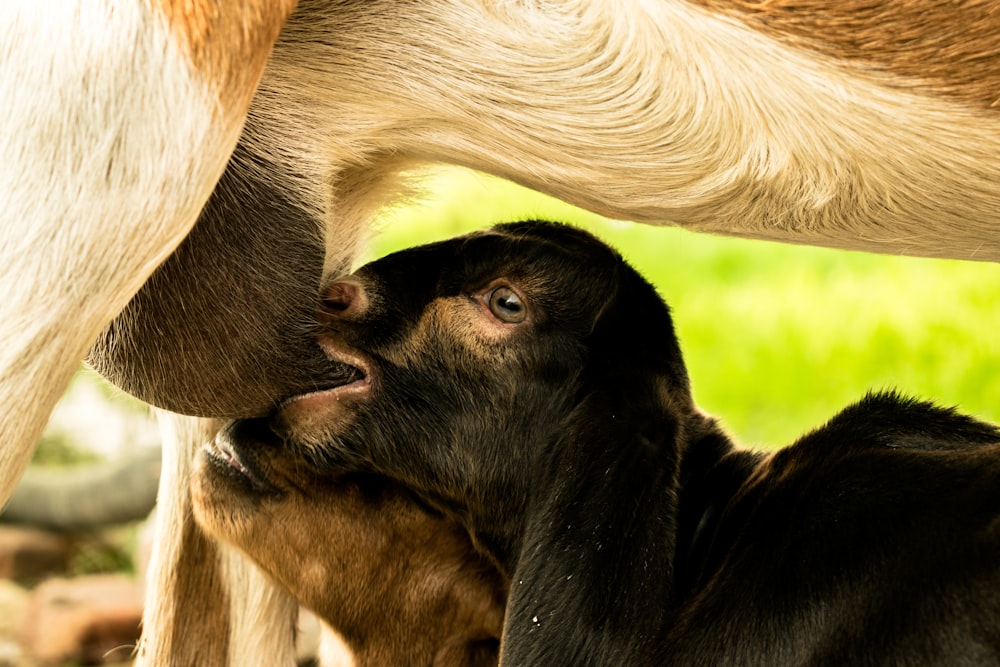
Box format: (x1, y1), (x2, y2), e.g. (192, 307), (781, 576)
(3, 1), (999, 664)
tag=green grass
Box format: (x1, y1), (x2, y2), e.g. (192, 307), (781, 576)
(366, 167), (1000, 449)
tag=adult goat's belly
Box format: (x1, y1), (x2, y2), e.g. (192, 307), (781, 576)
(87, 144), (358, 418)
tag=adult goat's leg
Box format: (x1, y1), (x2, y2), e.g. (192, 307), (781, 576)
(1, 3), (295, 665)
(138, 414), (231, 665)
(138, 413), (298, 667)
(0, 0), (294, 503)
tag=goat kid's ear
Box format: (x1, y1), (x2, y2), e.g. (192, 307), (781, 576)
(500, 389), (685, 665)
(499, 266), (695, 664)
(588, 262), (692, 412)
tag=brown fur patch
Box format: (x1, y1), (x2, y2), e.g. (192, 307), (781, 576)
(275, 479), (506, 666)
(151, 0), (297, 114)
(688, 0), (1000, 109)
(193, 458), (506, 667)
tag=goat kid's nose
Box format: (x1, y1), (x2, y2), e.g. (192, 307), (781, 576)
(321, 277), (368, 320)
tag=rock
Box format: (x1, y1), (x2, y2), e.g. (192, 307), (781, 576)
(0, 640), (22, 667)
(0, 525), (71, 585)
(0, 579), (29, 637)
(0, 580), (29, 667)
(19, 574), (143, 665)
(2, 448), (160, 531)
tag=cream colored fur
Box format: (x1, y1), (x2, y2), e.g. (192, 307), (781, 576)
(138, 413), (214, 665)
(0, 3), (289, 665)
(252, 0), (1000, 263)
(138, 413), (300, 666)
(219, 544), (300, 666)
(319, 623), (356, 667)
(2, 1), (998, 666)
(0, 1), (228, 503)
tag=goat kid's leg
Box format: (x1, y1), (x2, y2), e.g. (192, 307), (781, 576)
(0, 0), (294, 504)
(139, 413), (298, 667)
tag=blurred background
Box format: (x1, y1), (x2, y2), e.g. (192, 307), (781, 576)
(368, 167), (1000, 447)
(2, 166), (998, 665)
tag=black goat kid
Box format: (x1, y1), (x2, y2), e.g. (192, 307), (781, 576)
(199, 222), (1000, 666)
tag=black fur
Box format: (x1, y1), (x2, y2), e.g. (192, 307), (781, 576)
(253, 221), (1000, 665)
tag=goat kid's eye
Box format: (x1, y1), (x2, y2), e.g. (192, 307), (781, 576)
(487, 286), (527, 324)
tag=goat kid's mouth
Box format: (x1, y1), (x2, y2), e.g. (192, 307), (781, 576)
(202, 419), (281, 495)
(278, 341), (373, 430)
